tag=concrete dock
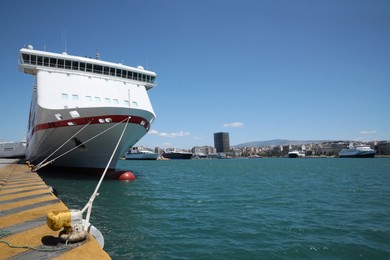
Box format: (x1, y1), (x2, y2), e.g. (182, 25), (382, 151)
(0, 159), (111, 259)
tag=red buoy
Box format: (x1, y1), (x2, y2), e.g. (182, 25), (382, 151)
(118, 171), (135, 181)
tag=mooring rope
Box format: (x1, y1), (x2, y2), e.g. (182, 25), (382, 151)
(81, 116), (130, 231)
(33, 121), (92, 171)
(0, 230), (69, 251)
(32, 118), (129, 171)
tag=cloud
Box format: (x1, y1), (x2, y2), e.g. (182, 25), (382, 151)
(223, 122), (244, 128)
(171, 131), (190, 137)
(148, 129), (159, 135)
(360, 130), (377, 135)
(148, 129), (190, 138)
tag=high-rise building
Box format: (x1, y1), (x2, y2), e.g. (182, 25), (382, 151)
(214, 132), (230, 153)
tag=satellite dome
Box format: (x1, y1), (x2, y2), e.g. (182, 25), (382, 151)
(26, 45), (33, 50)
(137, 65), (144, 70)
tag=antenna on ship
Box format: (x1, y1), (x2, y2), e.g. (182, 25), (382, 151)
(95, 49), (100, 60)
(62, 31), (68, 54)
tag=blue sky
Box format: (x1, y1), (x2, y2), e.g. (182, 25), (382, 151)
(1, 0), (389, 149)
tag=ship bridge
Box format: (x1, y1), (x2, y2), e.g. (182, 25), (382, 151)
(19, 45), (157, 90)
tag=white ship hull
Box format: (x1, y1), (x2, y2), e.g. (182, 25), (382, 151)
(125, 152), (159, 160)
(26, 106), (154, 170)
(288, 150), (305, 158)
(19, 46), (157, 173)
(0, 141), (26, 158)
(338, 147), (375, 158)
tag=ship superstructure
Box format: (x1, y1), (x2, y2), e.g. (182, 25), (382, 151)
(338, 145), (375, 158)
(19, 45), (157, 172)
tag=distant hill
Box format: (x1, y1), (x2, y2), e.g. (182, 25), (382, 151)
(234, 139), (329, 147)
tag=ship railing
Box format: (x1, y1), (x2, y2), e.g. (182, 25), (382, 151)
(19, 51), (157, 87)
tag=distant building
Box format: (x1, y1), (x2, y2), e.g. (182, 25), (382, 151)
(214, 132), (230, 153)
(376, 142), (390, 155)
(192, 146), (216, 155)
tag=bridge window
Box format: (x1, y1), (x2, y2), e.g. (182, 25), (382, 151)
(22, 54), (30, 63)
(50, 58), (57, 67)
(72, 61), (79, 70)
(31, 55), (36, 65)
(103, 66), (109, 75)
(37, 56), (43, 66)
(94, 64), (103, 74)
(79, 62), (86, 71)
(58, 59), (64, 68)
(86, 63), (92, 72)
(65, 60), (71, 69)
(116, 69), (122, 77)
(110, 67), (115, 76)
(44, 57), (49, 66)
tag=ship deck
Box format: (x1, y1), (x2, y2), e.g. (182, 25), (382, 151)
(0, 159), (111, 259)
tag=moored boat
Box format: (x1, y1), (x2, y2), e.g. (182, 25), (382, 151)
(338, 145), (375, 158)
(161, 149), (192, 159)
(0, 141), (26, 158)
(19, 45), (157, 173)
(288, 150), (305, 158)
(125, 147), (159, 160)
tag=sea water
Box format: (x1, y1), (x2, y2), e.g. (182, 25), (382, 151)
(40, 158), (390, 259)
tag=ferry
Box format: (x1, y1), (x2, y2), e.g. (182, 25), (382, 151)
(338, 145), (375, 158)
(288, 150), (305, 158)
(161, 148), (193, 160)
(124, 147), (159, 160)
(0, 141), (26, 158)
(19, 45), (157, 173)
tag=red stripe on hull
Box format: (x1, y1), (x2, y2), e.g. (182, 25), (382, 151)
(34, 114), (150, 133)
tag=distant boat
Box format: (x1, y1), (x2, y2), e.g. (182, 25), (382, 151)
(288, 150), (305, 158)
(338, 145), (375, 158)
(124, 147), (159, 160)
(192, 153), (208, 159)
(248, 155), (262, 159)
(161, 150), (192, 160)
(0, 141), (26, 158)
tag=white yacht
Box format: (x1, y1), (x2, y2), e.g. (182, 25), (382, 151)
(339, 144), (375, 158)
(125, 147), (159, 160)
(19, 45), (157, 173)
(288, 150), (305, 158)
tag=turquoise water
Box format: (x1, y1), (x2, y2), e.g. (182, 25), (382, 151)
(40, 158), (390, 259)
